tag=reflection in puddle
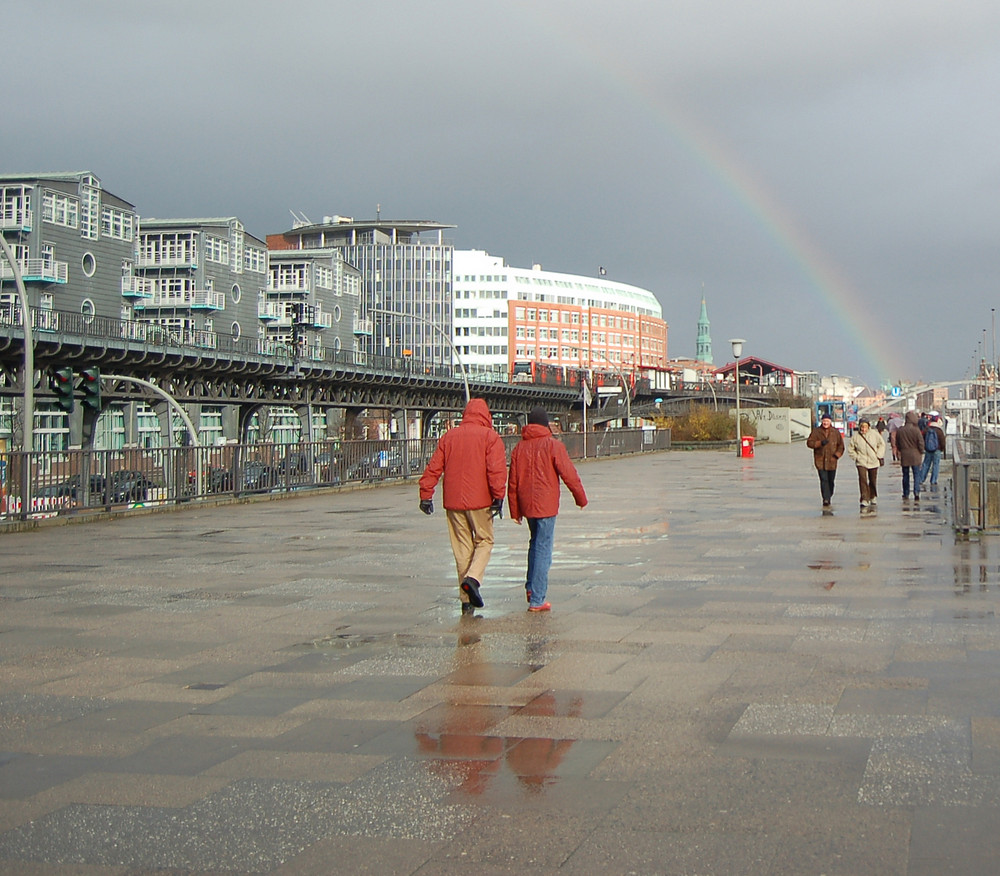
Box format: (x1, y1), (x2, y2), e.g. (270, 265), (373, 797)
(415, 634), (584, 798)
(414, 692), (582, 797)
(954, 539), (1000, 596)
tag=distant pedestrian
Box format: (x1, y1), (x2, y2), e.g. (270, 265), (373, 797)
(920, 416), (946, 488)
(806, 413), (845, 508)
(887, 412), (903, 462)
(875, 415), (887, 436)
(419, 398), (507, 615)
(895, 410), (925, 501)
(847, 418), (885, 510)
(507, 407), (588, 612)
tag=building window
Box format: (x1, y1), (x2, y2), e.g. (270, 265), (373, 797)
(231, 320), (241, 339)
(80, 298), (95, 323)
(41, 191), (79, 228)
(244, 246), (266, 274)
(82, 251), (96, 277)
(231, 283), (241, 303)
(101, 206), (134, 241)
(205, 236), (229, 265)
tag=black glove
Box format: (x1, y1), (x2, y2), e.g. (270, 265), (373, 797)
(491, 498), (504, 519)
(820, 439), (828, 446)
(419, 499), (434, 515)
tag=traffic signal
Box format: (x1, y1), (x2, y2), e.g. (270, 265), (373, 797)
(49, 367), (75, 413)
(79, 367), (102, 413)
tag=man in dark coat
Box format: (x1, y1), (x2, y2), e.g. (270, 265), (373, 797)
(806, 413), (845, 507)
(895, 410), (925, 501)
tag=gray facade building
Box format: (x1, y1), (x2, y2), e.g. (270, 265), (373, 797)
(133, 217), (267, 346)
(0, 172), (138, 323)
(264, 248), (361, 361)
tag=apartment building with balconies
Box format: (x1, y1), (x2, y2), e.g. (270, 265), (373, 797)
(0, 172), (138, 327)
(268, 217), (454, 369)
(264, 248), (361, 360)
(133, 217), (267, 348)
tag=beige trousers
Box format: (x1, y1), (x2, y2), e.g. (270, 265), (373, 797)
(445, 507), (495, 602)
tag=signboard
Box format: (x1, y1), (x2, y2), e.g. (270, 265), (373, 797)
(946, 399), (979, 411)
(597, 386), (621, 396)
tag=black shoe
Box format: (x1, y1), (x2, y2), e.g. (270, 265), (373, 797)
(461, 576), (484, 608)
(461, 602), (477, 616)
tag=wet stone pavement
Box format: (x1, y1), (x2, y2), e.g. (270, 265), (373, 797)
(1, 443), (1000, 874)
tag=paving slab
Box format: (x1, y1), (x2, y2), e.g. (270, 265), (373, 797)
(2, 445), (999, 873)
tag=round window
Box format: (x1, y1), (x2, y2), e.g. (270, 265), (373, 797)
(82, 252), (96, 277)
(231, 321), (241, 340)
(334, 336), (342, 352)
(334, 304), (342, 322)
(81, 298), (96, 323)
(231, 283), (241, 303)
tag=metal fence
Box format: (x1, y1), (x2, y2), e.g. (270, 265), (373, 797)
(0, 428), (670, 524)
(952, 429), (1000, 532)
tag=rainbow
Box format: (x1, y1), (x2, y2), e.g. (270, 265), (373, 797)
(514, 4), (900, 385)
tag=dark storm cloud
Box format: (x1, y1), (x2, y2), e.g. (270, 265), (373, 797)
(4, 0), (1000, 385)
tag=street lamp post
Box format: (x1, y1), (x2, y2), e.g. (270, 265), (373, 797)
(0, 234), (34, 453)
(730, 339), (745, 457)
(589, 348), (631, 426)
(373, 307), (470, 404)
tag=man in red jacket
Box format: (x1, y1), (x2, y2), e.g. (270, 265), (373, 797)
(419, 398), (507, 615)
(507, 407), (588, 612)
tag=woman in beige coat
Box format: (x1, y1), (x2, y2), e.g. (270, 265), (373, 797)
(847, 418), (886, 509)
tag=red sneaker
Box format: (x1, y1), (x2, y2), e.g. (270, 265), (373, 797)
(527, 602), (551, 612)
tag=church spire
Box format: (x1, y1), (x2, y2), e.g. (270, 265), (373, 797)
(696, 296), (713, 364)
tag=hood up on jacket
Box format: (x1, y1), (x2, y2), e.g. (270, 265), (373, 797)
(460, 398), (493, 429)
(905, 410), (920, 426)
(520, 422), (552, 441)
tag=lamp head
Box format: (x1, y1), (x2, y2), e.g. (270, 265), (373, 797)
(729, 338), (745, 358)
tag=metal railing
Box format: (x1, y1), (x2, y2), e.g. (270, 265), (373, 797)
(0, 428), (670, 524)
(952, 429), (1000, 532)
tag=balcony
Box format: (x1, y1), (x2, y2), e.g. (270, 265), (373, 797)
(0, 208), (31, 232)
(0, 259), (68, 284)
(353, 316), (372, 336)
(258, 296), (284, 320)
(133, 290), (225, 312)
(309, 306), (333, 329)
(121, 276), (153, 299)
(136, 254), (198, 269)
(269, 279), (312, 294)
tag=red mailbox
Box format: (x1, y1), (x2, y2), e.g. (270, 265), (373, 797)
(740, 436), (755, 458)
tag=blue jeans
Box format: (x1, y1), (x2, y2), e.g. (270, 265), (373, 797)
(920, 450), (942, 485)
(526, 516), (557, 606)
(902, 465), (921, 498)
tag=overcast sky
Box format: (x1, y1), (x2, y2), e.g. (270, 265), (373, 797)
(5, 0), (1000, 387)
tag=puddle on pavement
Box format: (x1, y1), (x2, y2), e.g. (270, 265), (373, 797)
(291, 632), (387, 650)
(577, 520), (670, 547)
(413, 690), (586, 799)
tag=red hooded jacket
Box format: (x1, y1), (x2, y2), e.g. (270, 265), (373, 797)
(507, 423), (588, 521)
(418, 398), (507, 511)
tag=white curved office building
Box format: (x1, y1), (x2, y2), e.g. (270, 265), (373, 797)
(452, 250), (667, 379)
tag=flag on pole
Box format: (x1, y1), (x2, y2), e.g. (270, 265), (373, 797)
(582, 380), (594, 406)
